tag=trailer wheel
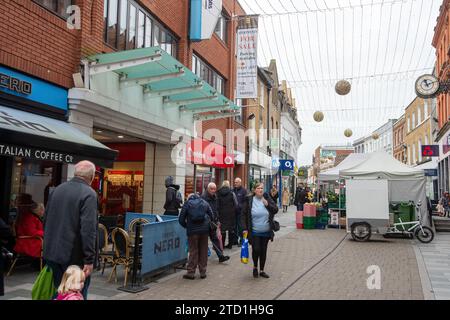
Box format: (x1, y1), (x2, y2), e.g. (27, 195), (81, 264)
(351, 222), (371, 242)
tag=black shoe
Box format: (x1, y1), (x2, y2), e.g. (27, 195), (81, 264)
(253, 268), (259, 278)
(200, 274), (207, 279)
(259, 271), (270, 278)
(225, 244), (233, 249)
(219, 255), (230, 263)
(183, 274), (195, 280)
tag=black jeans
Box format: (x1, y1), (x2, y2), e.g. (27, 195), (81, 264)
(251, 236), (270, 271)
(46, 260), (91, 300)
(221, 230), (236, 247)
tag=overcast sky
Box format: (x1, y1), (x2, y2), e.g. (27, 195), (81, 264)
(238, 0), (441, 165)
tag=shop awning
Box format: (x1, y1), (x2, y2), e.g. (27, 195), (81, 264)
(87, 47), (240, 120)
(0, 105), (117, 167)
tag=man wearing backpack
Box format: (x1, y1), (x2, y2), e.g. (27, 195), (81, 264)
(164, 176), (182, 216)
(179, 193), (214, 280)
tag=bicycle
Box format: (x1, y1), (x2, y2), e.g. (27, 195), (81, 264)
(350, 200), (434, 243)
(389, 200), (434, 243)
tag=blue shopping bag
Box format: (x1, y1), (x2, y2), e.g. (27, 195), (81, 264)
(240, 231), (249, 264)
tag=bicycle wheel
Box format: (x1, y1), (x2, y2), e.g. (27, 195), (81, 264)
(415, 226), (434, 243)
(351, 222), (371, 242)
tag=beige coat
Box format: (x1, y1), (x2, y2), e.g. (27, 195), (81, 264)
(282, 190), (290, 206)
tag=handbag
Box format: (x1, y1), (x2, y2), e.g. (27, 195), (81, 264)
(271, 219), (280, 232)
(31, 265), (57, 300)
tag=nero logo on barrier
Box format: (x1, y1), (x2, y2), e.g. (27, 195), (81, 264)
(154, 237), (181, 254)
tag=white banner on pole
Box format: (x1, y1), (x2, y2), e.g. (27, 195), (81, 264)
(236, 28), (258, 99)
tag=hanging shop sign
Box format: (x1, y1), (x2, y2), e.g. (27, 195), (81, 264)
(186, 138), (234, 168)
(189, 0), (223, 41)
(236, 27), (258, 98)
(279, 159), (294, 171)
(421, 145), (439, 157)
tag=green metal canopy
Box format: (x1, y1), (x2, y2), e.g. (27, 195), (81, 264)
(87, 47), (240, 120)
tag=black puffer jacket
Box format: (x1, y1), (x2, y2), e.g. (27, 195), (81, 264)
(217, 186), (238, 232)
(164, 176), (181, 213)
(178, 194), (213, 236)
(241, 193), (279, 244)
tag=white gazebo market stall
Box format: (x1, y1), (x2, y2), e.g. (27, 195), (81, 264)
(340, 152), (429, 234)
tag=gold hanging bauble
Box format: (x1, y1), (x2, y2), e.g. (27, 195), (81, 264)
(335, 80), (351, 95)
(372, 133), (380, 140)
(344, 128), (353, 137)
(313, 111), (324, 122)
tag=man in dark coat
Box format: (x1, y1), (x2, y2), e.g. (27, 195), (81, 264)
(164, 176), (182, 216)
(43, 160), (98, 299)
(201, 183), (229, 263)
(217, 181), (238, 249)
(232, 177), (248, 245)
(179, 194), (214, 279)
(294, 183), (308, 211)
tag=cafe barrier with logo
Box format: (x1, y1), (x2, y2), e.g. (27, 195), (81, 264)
(125, 213), (187, 277)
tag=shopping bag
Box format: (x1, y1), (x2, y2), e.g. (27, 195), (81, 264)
(240, 231), (249, 264)
(31, 265), (57, 300)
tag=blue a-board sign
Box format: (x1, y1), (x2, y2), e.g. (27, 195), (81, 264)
(125, 213), (187, 277)
(0, 66), (68, 111)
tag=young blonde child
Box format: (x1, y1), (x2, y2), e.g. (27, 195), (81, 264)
(55, 265), (85, 300)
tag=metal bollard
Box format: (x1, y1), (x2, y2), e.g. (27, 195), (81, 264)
(118, 221), (148, 293)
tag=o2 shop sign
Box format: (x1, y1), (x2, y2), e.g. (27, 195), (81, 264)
(422, 145), (439, 157)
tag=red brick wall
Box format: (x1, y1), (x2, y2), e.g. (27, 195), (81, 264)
(1, 0), (80, 88)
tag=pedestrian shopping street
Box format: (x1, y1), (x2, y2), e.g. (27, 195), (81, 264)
(2, 206), (449, 301)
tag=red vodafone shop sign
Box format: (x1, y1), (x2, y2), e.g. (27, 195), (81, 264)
(186, 139), (234, 168)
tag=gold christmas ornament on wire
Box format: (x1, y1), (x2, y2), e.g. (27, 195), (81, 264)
(313, 111), (324, 122)
(344, 129), (353, 138)
(372, 133), (380, 140)
(335, 80), (351, 95)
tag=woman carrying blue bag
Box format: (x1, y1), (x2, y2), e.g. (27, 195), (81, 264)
(241, 182), (279, 279)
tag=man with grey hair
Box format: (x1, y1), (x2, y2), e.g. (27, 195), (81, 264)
(43, 160), (98, 299)
(201, 183), (229, 263)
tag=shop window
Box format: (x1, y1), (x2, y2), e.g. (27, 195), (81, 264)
(127, 4), (137, 49)
(105, 0), (119, 48)
(118, 0), (128, 50)
(103, 0), (177, 56)
(145, 16), (152, 47)
(214, 13), (228, 43)
(9, 158), (61, 221)
(192, 54), (225, 95)
(137, 10), (145, 48)
(34, 0), (73, 18)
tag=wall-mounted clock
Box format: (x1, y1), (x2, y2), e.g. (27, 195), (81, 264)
(415, 74), (440, 98)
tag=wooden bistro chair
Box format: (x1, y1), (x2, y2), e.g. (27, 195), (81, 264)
(108, 228), (134, 287)
(98, 223), (115, 275)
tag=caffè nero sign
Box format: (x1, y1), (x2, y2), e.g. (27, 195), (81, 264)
(0, 143), (75, 164)
(0, 72), (32, 95)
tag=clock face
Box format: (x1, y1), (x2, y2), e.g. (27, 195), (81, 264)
(415, 74), (439, 98)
